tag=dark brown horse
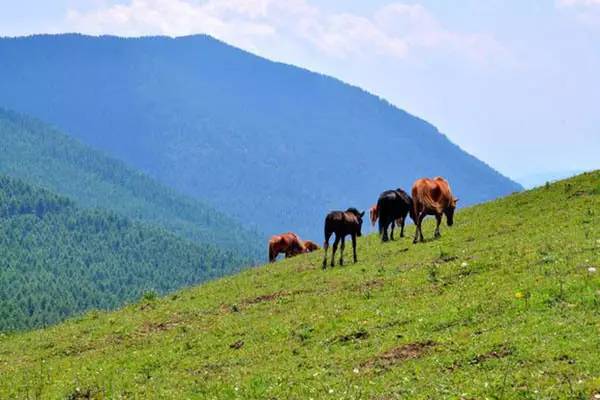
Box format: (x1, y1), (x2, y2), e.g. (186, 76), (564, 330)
(376, 189), (414, 242)
(302, 240), (320, 253)
(411, 177), (458, 243)
(268, 232), (306, 262)
(322, 208), (365, 269)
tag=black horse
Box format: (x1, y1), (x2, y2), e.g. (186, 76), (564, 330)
(377, 189), (414, 242)
(322, 208), (364, 269)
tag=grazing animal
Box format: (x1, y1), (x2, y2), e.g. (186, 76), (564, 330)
(302, 240), (320, 253)
(376, 189), (414, 242)
(369, 204), (379, 227)
(322, 208), (365, 269)
(268, 232), (306, 262)
(411, 177), (458, 244)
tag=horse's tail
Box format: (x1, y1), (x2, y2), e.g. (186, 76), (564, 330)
(411, 187), (420, 224)
(407, 195), (416, 223)
(268, 239), (277, 263)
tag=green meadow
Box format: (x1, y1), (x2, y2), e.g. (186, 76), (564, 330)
(1, 172), (599, 399)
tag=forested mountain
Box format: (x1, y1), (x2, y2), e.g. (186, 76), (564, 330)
(0, 109), (261, 261)
(0, 34), (522, 238)
(0, 174), (246, 331)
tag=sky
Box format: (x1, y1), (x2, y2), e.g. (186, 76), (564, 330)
(1, 0), (599, 182)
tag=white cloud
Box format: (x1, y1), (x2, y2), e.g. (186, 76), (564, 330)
(64, 0), (508, 65)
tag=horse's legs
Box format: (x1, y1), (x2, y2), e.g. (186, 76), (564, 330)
(414, 212), (426, 243)
(352, 234), (358, 263)
(339, 236), (346, 266)
(322, 231), (332, 269)
(413, 214), (421, 243)
(379, 217), (388, 242)
(435, 214), (442, 238)
(413, 207), (422, 244)
(390, 220), (395, 241)
(331, 235), (341, 267)
(419, 213), (427, 242)
(399, 217), (405, 238)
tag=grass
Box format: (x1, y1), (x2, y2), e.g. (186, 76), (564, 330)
(1, 172), (599, 399)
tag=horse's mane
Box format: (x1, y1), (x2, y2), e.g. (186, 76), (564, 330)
(394, 188), (411, 200)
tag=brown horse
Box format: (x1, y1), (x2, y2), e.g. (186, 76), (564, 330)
(302, 240), (320, 253)
(268, 232), (306, 262)
(369, 204), (379, 227)
(411, 177), (458, 244)
(322, 208), (365, 268)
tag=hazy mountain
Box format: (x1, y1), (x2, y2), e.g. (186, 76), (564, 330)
(0, 34), (522, 239)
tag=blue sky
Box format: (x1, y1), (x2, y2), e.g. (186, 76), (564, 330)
(1, 0), (599, 182)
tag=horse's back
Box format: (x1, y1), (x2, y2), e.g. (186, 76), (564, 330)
(324, 210), (357, 236)
(269, 234), (283, 245)
(412, 178), (449, 213)
(378, 189), (411, 218)
(270, 232), (300, 248)
(325, 210), (345, 224)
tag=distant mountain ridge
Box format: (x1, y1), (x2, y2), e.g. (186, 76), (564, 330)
(0, 34), (522, 238)
(0, 108), (262, 261)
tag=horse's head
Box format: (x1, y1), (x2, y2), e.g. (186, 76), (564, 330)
(303, 240), (320, 252)
(347, 208), (365, 237)
(445, 197), (459, 226)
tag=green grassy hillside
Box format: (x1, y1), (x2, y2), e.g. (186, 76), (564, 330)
(1, 172), (599, 399)
(0, 175), (243, 332)
(0, 108), (262, 261)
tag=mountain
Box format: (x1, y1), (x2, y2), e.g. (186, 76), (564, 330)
(1, 171), (597, 398)
(0, 34), (521, 239)
(0, 108), (262, 261)
(0, 174), (250, 331)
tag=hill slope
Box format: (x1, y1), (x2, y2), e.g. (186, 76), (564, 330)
(0, 34), (521, 238)
(0, 108), (261, 261)
(0, 175), (246, 331)
(1, 172), (598, 399)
